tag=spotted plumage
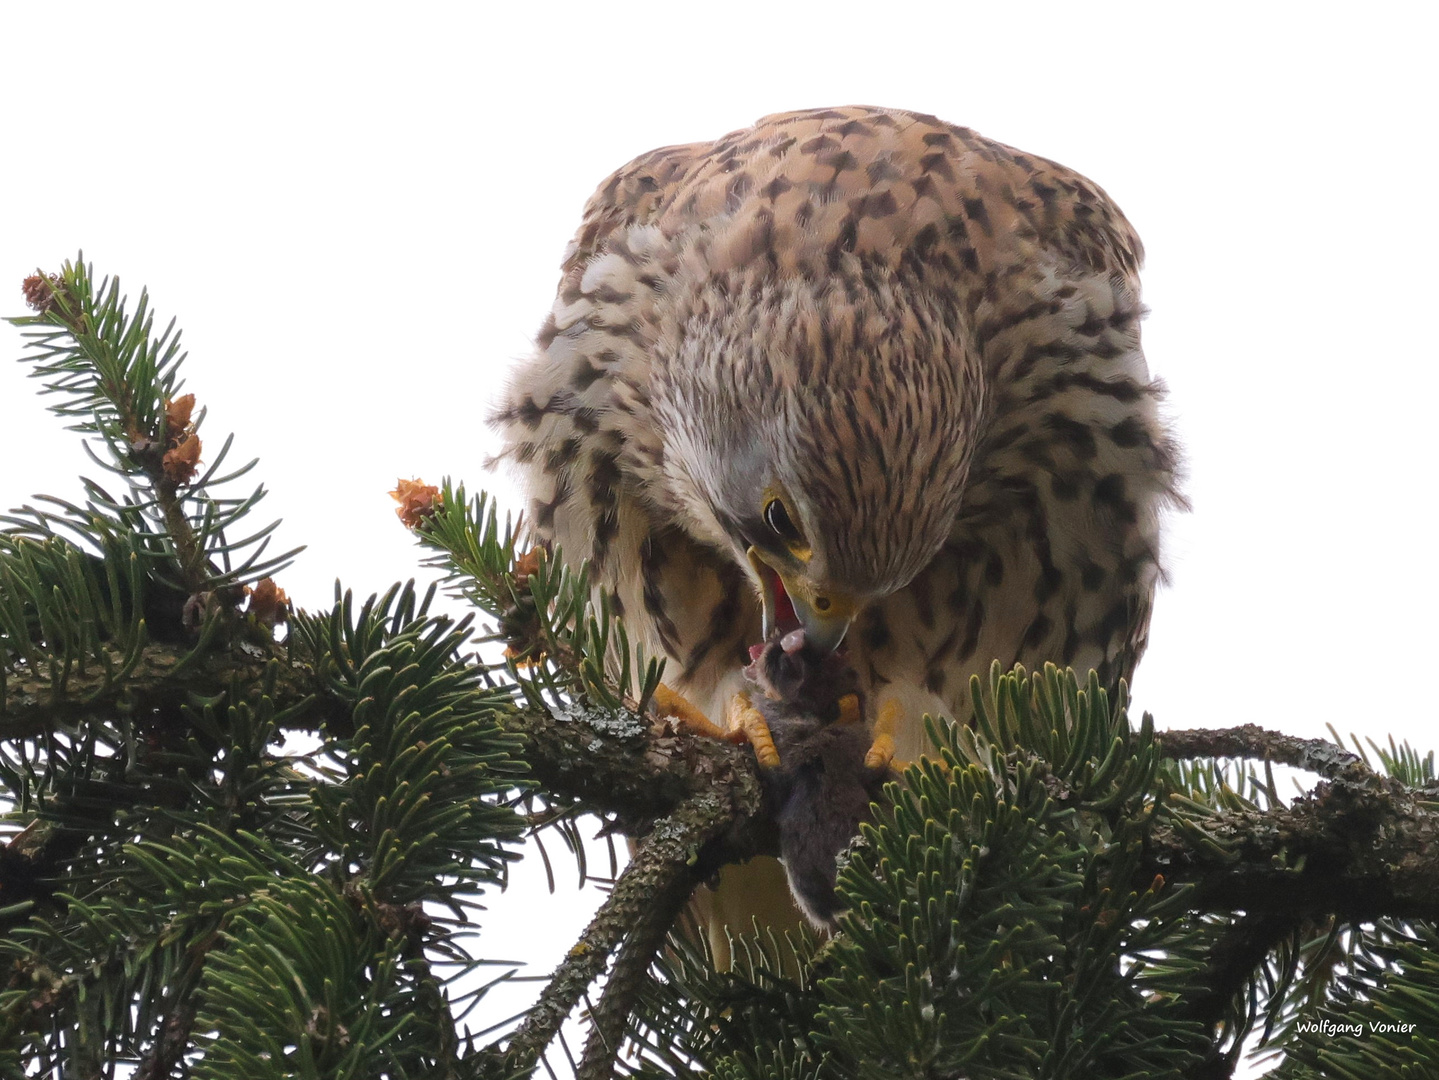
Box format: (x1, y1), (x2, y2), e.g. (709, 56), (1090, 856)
(494, 106), (1180, 773)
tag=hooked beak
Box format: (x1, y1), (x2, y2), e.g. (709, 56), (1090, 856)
(746, 546), (859, 654)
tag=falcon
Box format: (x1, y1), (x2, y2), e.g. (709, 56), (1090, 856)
(492, 105), (1182, 941)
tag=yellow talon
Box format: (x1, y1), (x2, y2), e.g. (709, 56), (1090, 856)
(865, 734), (896, 771)
(651, 683), (732, 741)
(727, 691), (780, 768)
(865, 698), (903, 770)
(837, 692), (863, 726)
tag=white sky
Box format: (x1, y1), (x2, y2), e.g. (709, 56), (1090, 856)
(2, 3), (1435, 1073)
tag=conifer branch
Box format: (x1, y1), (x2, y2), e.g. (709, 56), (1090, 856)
(133, 1000), (197, 1080)
(576, 882), (688, 1080)
(497, 785), (749, 1077)
(1159, 724), (1367, 780)
(1147, 761), (1439, 922)
(9, 257), (1439, 1074)
(482, 700), (771, 1074)
(0, 640), (310, 740)
(8, 258), (301, 609)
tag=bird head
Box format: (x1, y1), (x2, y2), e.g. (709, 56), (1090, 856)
(655, 266), (981, 654)
(744, 487), (861, 654)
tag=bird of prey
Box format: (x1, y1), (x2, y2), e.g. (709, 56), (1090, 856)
(493, 105), (1182, 942)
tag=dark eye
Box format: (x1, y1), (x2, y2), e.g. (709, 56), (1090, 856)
(764, 498), (803, 543)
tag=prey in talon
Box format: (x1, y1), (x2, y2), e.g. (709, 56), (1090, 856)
(743, 627), (895, 930)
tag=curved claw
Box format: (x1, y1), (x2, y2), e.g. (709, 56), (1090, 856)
(651, 683), (733, 741)
(727, 691), (780, 768)
(865, 698), (903, 771)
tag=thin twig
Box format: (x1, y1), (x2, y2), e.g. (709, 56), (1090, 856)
(498, 789), (740, 1074)
(1146, 756), (1439, 922)
(576, 867), (694, 1079)
(134, 1000), (197, 1080)
(1158, 724), (1365, 780)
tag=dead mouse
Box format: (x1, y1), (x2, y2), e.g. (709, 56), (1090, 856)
(743, 628), (895, 930)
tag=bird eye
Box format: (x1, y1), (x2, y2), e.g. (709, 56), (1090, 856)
(763, 498), (803, 544)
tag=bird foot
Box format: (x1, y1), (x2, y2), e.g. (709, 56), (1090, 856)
(649, 684), (781, 767)
(864, 734), (898, 771)
(864, 698), (907, 772)
(727, 692), (780, 768)
(650, 683), (737, 742)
